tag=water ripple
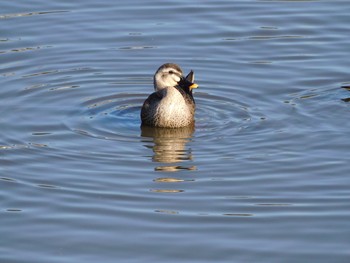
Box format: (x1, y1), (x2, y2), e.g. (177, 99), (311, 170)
(66, 93), (143, 142)
(0, 10), (68, 20)
(195, 92), (258, 139)
(65, 90), (256, 143)
(0, 45), (52, 55)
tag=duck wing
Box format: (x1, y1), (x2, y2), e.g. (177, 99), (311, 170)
(141, 90), (164, 124)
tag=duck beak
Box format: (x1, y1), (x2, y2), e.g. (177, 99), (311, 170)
(179, 76), (198, 90)
(189, 83), (198, 89)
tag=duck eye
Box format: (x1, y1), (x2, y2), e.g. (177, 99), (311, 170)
(168, 70), (174, 74)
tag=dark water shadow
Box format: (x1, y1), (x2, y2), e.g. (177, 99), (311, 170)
(341, 85), (350, 102)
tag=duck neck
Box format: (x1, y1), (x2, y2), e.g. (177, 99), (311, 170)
(175, 85), (195, 103)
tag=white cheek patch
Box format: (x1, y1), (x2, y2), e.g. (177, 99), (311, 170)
(174, 75), (180, 83)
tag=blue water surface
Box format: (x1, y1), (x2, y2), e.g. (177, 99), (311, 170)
(1, 1), (350, 262)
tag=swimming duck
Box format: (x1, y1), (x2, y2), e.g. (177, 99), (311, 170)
(141, 63), (198, 128)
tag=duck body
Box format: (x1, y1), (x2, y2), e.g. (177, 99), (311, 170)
(141, 63), (198, 128)
(141, 85), (195, 128)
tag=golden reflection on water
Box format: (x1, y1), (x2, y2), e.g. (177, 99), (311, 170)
(141, 125), (196, 172)
(155, 165), (196, 172)
(154, 178), (185, 183)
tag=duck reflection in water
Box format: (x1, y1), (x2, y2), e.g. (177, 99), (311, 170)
(141, 125), (196, 172)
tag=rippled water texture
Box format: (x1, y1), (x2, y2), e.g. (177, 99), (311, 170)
(1, 1), (350, 262)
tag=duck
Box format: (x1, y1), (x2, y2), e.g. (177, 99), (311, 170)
(141, 63), (198, 128)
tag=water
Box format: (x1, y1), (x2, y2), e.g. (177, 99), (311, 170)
(1, 1), (350, 262)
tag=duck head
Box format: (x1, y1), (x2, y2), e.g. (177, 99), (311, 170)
(153, 63), (198, 92)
